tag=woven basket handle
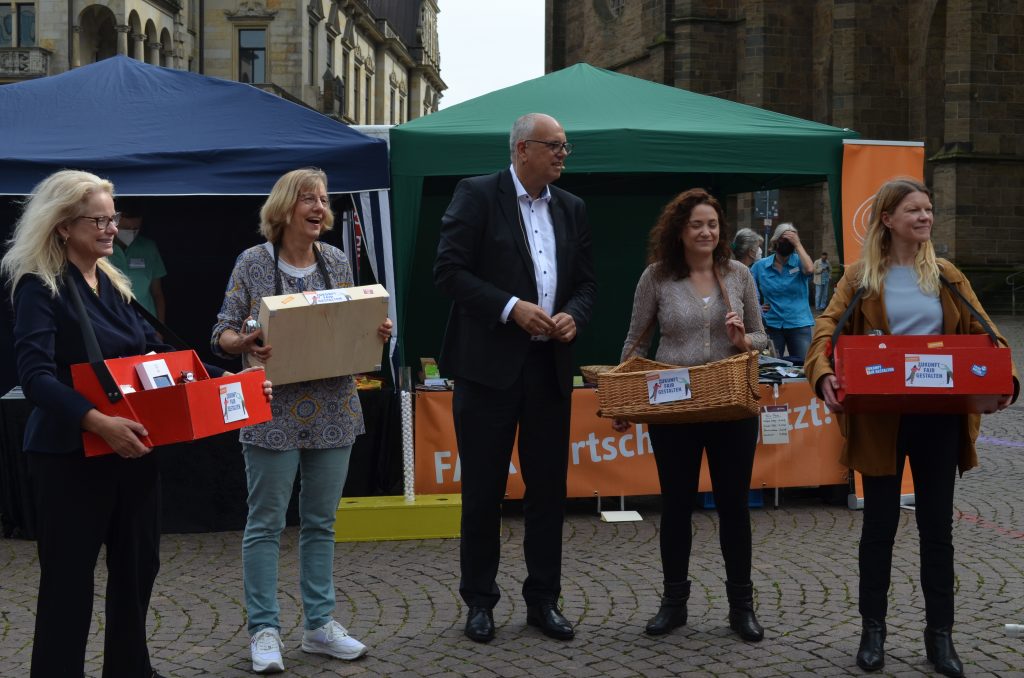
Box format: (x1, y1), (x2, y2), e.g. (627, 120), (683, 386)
(716, 267), (761, 402)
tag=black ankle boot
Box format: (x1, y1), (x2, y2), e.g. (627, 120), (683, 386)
(645, 581), (690, 635)
(725, 581), (764, 642)
(925, 626), (964, 677)
(855, 618), (886, 671)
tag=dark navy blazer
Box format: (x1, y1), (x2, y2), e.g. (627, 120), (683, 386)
(12, 265), (221, 454)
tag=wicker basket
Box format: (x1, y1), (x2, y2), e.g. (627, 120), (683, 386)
(596, 351), (760, 423)
(580, 364), (615, 384)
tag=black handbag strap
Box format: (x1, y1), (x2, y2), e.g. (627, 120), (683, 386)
(829, 286), (867, 362)
(64, 272), (122, 404)
(939, 274), (1001, 345)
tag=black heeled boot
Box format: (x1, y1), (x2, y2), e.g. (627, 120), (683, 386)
(725, 581), (764, 642)
(645, 581), (690, 635)
(855, 618), (886, 671)
(925, 626), (964, 677)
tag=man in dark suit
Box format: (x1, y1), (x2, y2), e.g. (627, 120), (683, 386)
(434, 113), (596, 643)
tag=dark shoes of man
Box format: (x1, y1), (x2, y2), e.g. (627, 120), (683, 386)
(925, 626), (964, 678)
(526, 603), (575, 640)
(645, 581), (690, 635)
(464, 606), (495, 643)
(726, 581), (765, 642)
(855, 618), (886, 671)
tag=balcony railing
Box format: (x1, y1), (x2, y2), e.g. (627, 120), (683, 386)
(0, 47), (51, 80)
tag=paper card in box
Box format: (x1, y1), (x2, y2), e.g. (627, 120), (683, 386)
(834, 334), (1013, 414)
(71, 350), (272, 456)
(257, 283), (389, 386)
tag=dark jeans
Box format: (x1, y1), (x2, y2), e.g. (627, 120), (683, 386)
(649, 417), (759, 585)
(766, 325), (813, 363)
(453, 342), (571, 608)
(28, 450), (160, 678)
(859, 414), (961, 627)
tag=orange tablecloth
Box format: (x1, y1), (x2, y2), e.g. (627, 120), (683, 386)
(414, 381), (847, 498)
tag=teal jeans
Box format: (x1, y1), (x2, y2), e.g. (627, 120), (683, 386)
(242, 444), (352, 635)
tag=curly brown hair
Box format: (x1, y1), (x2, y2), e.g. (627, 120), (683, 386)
(647, 188), (732, 280)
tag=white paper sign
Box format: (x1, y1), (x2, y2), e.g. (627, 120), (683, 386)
(760, 405), (790, 444)
(904, 354), (954, 388)
(219, 382), (249, 424)
(646, 368), (692, 404)
(302, 288), (351, 305)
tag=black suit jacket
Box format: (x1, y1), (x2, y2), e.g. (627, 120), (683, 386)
(434, 169), (596, 396)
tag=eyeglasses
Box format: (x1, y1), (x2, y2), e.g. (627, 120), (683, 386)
(299, 194), (330, 207)
(77, 212), (121, 230)
(524, 140), (574, 156)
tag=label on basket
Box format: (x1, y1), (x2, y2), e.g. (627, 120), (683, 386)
(220, 382), (250, 424)
(646, 368), (692, 404)
(760, 405), (790, 444)
(904, 354), (954, 388)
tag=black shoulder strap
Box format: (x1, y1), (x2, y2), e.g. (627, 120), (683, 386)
(829, 286), (867, 363)
(129, 298), (189, 351)
(939, 274), (1000, 345)
(272, 242), (334, 296)
(64, 272), (123, 404)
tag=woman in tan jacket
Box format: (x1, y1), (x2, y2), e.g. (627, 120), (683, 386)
(805, 178), (1018, 677)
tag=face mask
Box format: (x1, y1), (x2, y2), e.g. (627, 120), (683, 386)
(118, 230), (138, 246)
(776, 240), (795, 257)
(753, 246), (763, 261)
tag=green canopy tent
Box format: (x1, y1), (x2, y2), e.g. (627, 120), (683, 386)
(391, 63), (859, 369)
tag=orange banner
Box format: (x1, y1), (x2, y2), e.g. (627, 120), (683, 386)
(414, 382), (847, 498)
(841, 141), (925, 266)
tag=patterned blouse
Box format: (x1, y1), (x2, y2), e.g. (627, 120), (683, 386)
(211, 242), (365, 450)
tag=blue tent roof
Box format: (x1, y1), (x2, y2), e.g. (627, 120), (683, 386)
(0, 56), (389, 195)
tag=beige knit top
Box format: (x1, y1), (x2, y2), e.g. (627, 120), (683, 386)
(620, 259), (767, 365)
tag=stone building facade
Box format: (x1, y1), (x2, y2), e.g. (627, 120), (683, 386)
(1, 0), (443, 125)
(547, 0), (1024, 305)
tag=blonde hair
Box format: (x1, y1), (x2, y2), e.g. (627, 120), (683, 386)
(858, 177), (940, 297)
(259, 168), (334, 244)
(2, 170), (132, 301)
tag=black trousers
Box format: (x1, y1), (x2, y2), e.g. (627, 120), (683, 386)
(648, 417), (759, 586)
(859, 414), (961, 627)
(28, 450), (161, 678)
(453, 342), (571, 608)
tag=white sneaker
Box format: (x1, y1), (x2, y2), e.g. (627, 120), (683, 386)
(301, 620), (368, 660)
(250, 627), (284, 674)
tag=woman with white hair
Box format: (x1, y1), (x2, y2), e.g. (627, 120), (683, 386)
(2, 169), (271, 678)
(731, 227), (764, 267)
(750, 222), (815, 360)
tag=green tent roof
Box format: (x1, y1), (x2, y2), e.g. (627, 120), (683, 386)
(389, 63), (858, 368)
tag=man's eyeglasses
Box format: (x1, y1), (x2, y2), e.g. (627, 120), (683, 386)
(524, 140), (574, 155)
(299, 194), (330, 207)
(77, 213), (121, 230)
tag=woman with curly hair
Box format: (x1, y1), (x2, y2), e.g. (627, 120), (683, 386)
(613, 188), (768, 641)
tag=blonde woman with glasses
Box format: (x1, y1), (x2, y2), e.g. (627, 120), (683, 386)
(212, 168), (392, 673)
(2, 169), (271, 678)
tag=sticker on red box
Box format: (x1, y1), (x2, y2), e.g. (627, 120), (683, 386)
(220, 382), (250, 423)
(904, 354), (954, 388)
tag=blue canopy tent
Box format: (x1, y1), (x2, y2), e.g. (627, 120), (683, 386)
(0, 56), (389, 195)
(0, 56), (398, 385)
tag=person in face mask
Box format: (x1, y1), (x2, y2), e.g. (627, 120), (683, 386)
(749, 222), (815, 361)
(731, 228), (764, 267)
(108, 200), (167, 323)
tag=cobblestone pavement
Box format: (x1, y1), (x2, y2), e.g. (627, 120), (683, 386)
(2, 318), (1023, 677)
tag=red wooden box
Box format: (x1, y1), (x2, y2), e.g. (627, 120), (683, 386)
(834, 334), (1013, 414)
(71, 350), (272, 456)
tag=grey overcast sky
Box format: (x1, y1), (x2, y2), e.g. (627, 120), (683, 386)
(436, 0), (546, 109)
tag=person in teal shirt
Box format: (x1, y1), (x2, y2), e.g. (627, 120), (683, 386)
(108, 203), (167, 321)
(750, 223), (814, 361)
